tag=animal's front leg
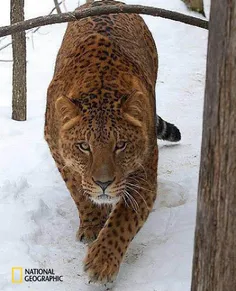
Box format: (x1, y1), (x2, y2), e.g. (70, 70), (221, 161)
(59, 165), (111, 243)
(84, 185), (156, 284)
(76, 200), (111, 244)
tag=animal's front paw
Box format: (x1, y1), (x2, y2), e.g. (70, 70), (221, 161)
(76, 224), (102, 244)
(83, 240), (120, 283)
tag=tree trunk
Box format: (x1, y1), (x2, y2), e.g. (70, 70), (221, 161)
(191, 0), (236, 290)
(11, 0), (27, 121)
(182, 0), (205, 16)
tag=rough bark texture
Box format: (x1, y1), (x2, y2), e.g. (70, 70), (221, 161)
(0, 4), (208, 38)
(191, 0), (236, 290)
(182, 0), (205, 16)
(11, 0), (27, 121)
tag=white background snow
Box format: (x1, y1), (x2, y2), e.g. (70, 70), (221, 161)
(0, 0), (210, 290)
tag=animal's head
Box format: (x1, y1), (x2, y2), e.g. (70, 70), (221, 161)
(55, 82), (153, 205)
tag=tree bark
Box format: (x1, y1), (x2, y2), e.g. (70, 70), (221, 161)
(0, 4), (208, 39)
(11, 0), (27, 121)
(191, 0), (236, 290)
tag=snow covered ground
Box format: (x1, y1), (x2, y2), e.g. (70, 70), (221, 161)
(0, 0), (209, 290)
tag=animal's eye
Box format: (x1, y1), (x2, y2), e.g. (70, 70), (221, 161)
(115, 141), (127, 152)
(76, 142), (90, 152)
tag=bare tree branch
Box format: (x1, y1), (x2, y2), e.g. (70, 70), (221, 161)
(0, 59), (13, 62)
(62, 0), (67, 12)
(0, 1), (63, 51)
(0, 42), (12, 51)
(50, 1), (63, 15)
(53, 0), (62, 14)
(0, 4), (208, 38)
(0, 36), (8, 43)
(33, 1), (63, 33)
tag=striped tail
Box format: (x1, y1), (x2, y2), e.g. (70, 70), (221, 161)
(156, 115), (181, 142)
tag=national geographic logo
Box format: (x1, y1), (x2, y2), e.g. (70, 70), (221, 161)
(12, 267), (63, 283)
(12, 267), (23, 283)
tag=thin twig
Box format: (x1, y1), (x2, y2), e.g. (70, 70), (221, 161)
(50, 1), (63, 15)
(33, 1), (62, 33)
(0, 36), (8, 43)
(0, 4), (208, 38)
(0, 59), (13, 62)
(0, 42), (12, 51)
(53, 0), (62, 14)
(62, 0), (67, 12)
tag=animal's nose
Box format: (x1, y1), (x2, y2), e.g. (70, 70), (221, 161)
(93, 178), (115, 191)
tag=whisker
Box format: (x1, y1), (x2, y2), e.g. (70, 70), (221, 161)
(122, 192), (134, 212)
(137, 162), (148, 179)
(122, 195), (129, 209)
(125, 185), (149, 209)
(126, 182), (153, 193)
(123, 191), (136, 212)
(124, 190), (139, 213)
(61, 165), (67, 172)
(129, 175), (152, 188)
(112, 183), (126, 190)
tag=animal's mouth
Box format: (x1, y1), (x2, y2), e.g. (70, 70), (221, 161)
(90, 193), (120, 205)
(98, 193), (110, 199)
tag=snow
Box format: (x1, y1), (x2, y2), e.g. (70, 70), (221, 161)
(0, 0), (209, 290)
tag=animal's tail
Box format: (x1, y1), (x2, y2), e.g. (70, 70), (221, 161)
(156, 115), (181, 142)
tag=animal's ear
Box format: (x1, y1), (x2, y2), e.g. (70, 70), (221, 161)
(121, 91), (148, 127)
(55, 96), (80, 124)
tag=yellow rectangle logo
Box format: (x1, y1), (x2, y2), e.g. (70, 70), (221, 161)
(12, 267), (23, 283)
